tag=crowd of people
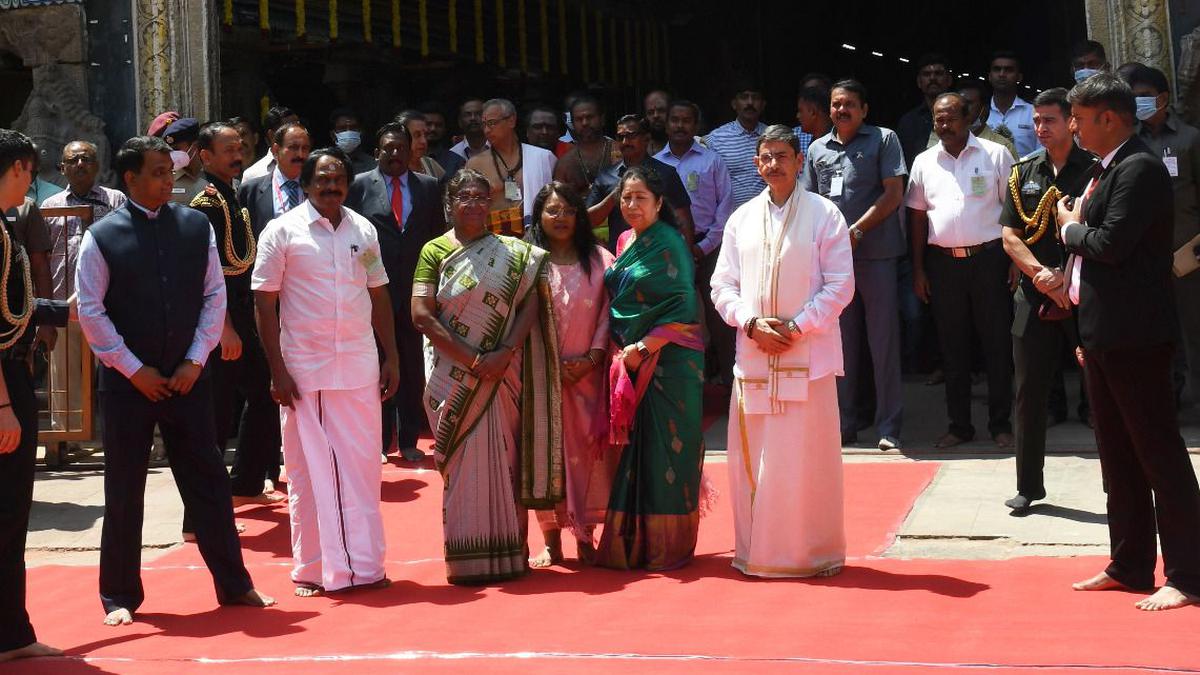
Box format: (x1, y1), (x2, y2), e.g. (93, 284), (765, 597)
(2, 38), (1200, 664)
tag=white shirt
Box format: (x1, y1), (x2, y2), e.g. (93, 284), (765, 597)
(251, 201), (389, 392)
(241, 152), (276, 182)
(711, 188), (855, 381)
(905, 133), (1014, 248)
(1063, 140), (1128, 304)
(987, 96), (1037, 158)
(450, 138), (490, 160)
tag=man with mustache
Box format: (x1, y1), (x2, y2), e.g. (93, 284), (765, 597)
(242, 106), (299, 182)
(162, 118), (210, 204)
(705, 81), (768, 210)
(907, 92), (1016, 449)
(421, 103), (465, 177)
(466, 98), (557, 236)
(643, 89), (671, 155)
(190, 123), (283, 508)
(925, 82), (1016, 159)
(897, 54), (953, 173)
(449, 98), (489, 161)
(524, 105), (561, 152)
(553, 95), (616, 196)
(802, 79), (907, 451)
(253, 147), (399, 596)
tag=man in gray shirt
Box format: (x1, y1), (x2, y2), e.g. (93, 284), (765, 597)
(802, 79), (907, 450)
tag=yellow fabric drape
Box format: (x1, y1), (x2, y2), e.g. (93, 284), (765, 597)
(329, 0), (338, 41)
(295, 0), (305, 38)
(259, 0), (269, 32)
(496, 0), (507, 68)
(420, 0), (430, 56)
(392, 0), (401, 48)
(224, 0), (233, 27)
(362, 0), (371, 42)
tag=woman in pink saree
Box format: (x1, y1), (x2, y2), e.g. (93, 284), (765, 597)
(526, 182), (615, 567)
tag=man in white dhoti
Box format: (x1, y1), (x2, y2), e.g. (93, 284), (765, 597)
(252, 148), (401, 596)
(711, 124), (855, 578)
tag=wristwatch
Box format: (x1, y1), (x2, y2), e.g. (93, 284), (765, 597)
(786, 320), (800, 337)
(849, 226), (865, 242)
(635, 341), (651, 359)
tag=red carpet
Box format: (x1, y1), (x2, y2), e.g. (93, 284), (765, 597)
(15, 453), (1200, 674)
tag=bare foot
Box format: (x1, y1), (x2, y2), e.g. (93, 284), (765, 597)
(103, 607), (133, 626)
(576, 538), (597, 566)
(1135, 586), (1199, 611)
(223, 588), (276, 607)
(1072, 571), (1128, 591)
(0, 641), (64, 662)
(294, 583), (323, 597)
(233, 492), (286, 507)
(816, 565), (844, 578)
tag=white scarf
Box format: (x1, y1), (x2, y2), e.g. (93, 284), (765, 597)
(731, 186), (815, 414)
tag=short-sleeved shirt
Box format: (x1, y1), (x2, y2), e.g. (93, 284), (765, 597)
(802, 124), (908, 260)
(589, 156), (691, 251)
(705, 120), (767, 209)
(987, 96), (1037, 158)
(905, 133), (1015, 248)
(5, 197), (52, 254)
(251, 200), (388, 393)
(1000, 145), (1096, 305)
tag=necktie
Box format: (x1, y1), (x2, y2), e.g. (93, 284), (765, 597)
(1067, 165), (1105, 306)
(391, 176), (405, 231)
(283, 180), (301, 209)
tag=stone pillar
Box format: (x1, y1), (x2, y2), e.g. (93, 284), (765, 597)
(132, 0), (219, 132)
(0, 4), (114, 184)
(1085, 0), (1176, 86)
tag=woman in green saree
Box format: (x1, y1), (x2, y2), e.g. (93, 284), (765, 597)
(412, 169), (563, 585)
(595, 165), (706, 571)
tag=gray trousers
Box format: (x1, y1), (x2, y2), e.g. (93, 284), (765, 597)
(837, 257), (903, 439)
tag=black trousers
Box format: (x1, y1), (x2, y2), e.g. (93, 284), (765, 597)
(1012, 295), (1080, 498)
(382, 320), (426, 451)
(99, 377), (253, 614)
(926, 244), (1013, 439)
(696, 248), (734, 385)
(214, 334), (281, 496)
(1084, 342), (1200, 596)
(0, 361), (38, 651)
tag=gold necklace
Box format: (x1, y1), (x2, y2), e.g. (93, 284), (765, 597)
(0, 223), (34, 350)
(1008, 165), (1060, 245)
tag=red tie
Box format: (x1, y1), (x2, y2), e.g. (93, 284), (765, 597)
(391, 176), (404, 231)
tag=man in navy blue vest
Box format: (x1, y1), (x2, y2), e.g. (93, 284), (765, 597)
(76, 136), (275, 626)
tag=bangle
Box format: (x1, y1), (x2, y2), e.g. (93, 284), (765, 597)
(635, 341), (651, 359)
(587, 351), (599, 367)
(745, 317), (758, 338)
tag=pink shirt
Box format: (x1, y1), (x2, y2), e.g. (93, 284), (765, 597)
(251, 201), (389, 392)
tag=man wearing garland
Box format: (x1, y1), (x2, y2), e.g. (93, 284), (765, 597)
(190, 122), (283, 507)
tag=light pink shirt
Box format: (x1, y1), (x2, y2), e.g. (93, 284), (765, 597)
(905, 133), (1014, 248)
(1064, 141), (1127, 305)
(251, 201), (389, 392)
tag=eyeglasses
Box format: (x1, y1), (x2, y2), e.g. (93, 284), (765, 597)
(61, 156), (97, 166)
(482, 114), (513, 130)
(454, 193), (490, 205)
(756, 151), (793, 164)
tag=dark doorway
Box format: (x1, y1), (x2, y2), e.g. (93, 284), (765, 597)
(0, 50), (32, 127)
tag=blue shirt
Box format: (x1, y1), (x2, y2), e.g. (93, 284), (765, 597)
(654, 141), (734, 256)
(705, 120), (767, 210)
(380, 169), (414, 227)
(793, 126), (815, 157)
(801, 124), (908, 260)
(987, 96), (1037, 158)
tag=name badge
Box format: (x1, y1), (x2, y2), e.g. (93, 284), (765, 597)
(686, 171), (700, 192)
(172, 187), (185, 194)
(504, 178), (522, 202)
(358, 247), (380, 271)
(829, 173), (844, 198)
(970, 174), (988, 197)
(1164, 156), (1179, 177)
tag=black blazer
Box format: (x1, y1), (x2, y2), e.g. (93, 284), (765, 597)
(345, 168), (445, 324)
(1064, 136), (1177, 351)
(236, 173), (279, 236)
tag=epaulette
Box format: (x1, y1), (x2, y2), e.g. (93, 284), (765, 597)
(1014, 149), (1045, 165)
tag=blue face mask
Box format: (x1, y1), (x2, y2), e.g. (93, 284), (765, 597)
(335, 130), (361, 153)
(1135, 96), (1162, 121)
(1074, 68), (1101, 84)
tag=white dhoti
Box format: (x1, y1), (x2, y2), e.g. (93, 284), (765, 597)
(727, 374), (845, 577)
(282, 384), (386, 591)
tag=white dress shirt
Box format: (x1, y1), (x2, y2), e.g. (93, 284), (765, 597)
(251, 200), (389, 393)
(905, 133), (1015, 248)
(241, 152), (276, 182)
(987, 96), (1037, 158)
(1063, 140), (1128, 304)
(449, 138), (490, 160)
(711, 188), (855, 380)
(76, 202), (226, 378)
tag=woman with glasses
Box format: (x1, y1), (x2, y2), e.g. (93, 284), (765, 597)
(595, 165), (705, 571)
(525, 182), (614, 568)
(411, 168), (562, 584)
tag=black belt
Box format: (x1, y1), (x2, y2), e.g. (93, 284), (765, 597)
(929, 239), (1001, 259)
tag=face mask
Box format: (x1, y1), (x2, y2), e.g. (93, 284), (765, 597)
(1135, 96), (1162, 121)
(335, 130), (361, 153)
(1074, 68), (1101, 84)
(169, 150), (191, 171)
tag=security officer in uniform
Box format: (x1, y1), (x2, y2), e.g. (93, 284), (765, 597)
(188, 122), (282, 510)
(1000, 88), (1096, 513)
(163, 117), (210, 205)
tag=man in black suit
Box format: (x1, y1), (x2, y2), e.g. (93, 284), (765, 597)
(347, 121), (444, 462)
(236, 121), (311, 487)
(190, 122), (283, 507)
(1056, 74), (1200, 611)
(76, 136), (274, 625)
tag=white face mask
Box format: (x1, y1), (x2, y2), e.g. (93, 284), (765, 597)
(1135, 96), (1163, 121)
(335, 130), (362, 153)
(1074, 68), (1102, 84)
